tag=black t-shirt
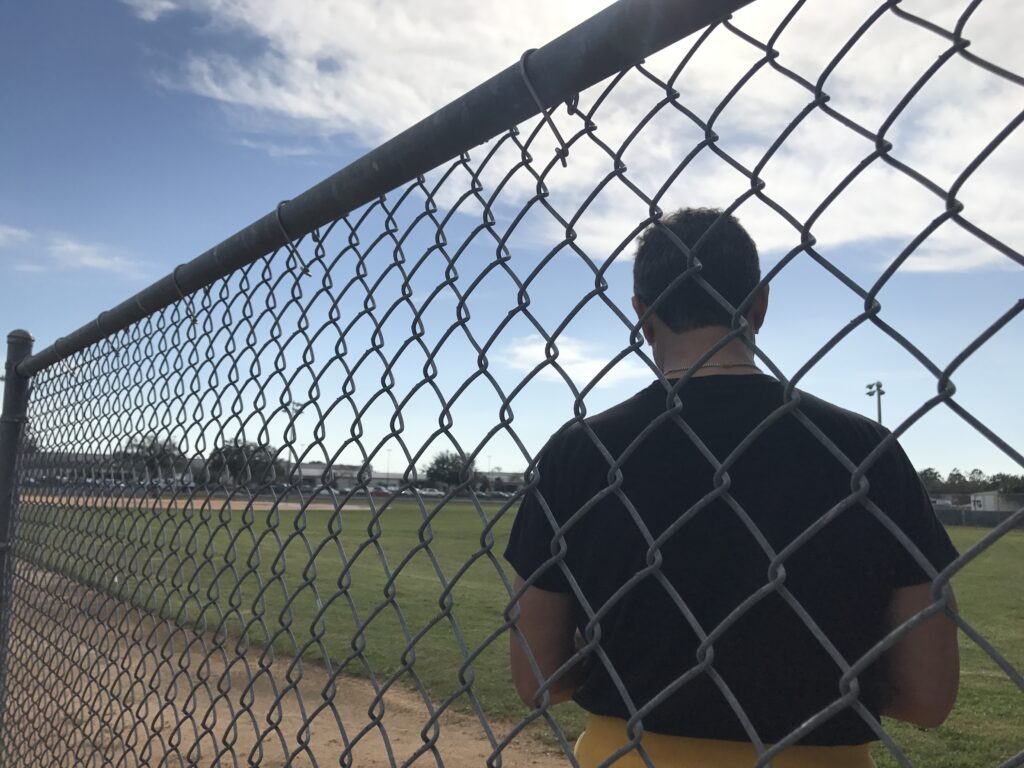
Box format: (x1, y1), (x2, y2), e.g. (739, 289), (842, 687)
(504, 374), (958, 746)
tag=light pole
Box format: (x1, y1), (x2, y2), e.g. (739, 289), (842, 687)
(865, 381), (885, 425)
(386, 448), (392, 485)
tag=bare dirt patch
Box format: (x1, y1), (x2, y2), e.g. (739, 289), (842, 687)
(2, 564), (570, 767)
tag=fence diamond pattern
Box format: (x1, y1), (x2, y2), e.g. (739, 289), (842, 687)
(0, 1), (1021, 767)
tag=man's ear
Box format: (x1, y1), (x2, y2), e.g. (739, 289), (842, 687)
(750, 283), (769, 334)
(632, 295), (655, 344)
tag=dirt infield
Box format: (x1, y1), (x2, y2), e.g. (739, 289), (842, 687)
(20, 491), (367, 514)
(2, 565), (570, 767)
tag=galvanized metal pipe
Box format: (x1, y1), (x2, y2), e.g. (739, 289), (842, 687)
(17, 0), (753, 378)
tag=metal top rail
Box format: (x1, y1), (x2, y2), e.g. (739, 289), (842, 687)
(16, 0), (753, 379)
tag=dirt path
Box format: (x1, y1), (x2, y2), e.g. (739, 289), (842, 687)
(2, 564), (571, 767)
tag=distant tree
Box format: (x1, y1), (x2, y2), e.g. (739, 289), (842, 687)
(920, 467), (1024, 496)
(918, 468), (944, 494)
(945, 468), (968, 494)
(478, 474), (491, 493)
(988, 473), (1024, 494)
(424, 450), (475, 490)
(207, 442), (284, 486)
(122, 436), (184, 481)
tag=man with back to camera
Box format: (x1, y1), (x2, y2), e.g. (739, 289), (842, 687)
(504, 208), (960, 767)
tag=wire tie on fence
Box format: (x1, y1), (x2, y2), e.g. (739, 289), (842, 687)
(566, 91), (580, 116)
(520, 49), (569, 168)
(172, 265), (197, 326)
(277, 200), (311, 277)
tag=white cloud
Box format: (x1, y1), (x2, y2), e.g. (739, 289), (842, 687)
(121, 0), (178, 22)
(502, 333), (651, 389)
(154, 1), (613, 145)
(235, 137), (320, 158)
(48, 237), (147, 278)
(492, 1), (1024, 273)
(137, 0), (1021, 273)
(0, 224), (31, 248)
(1, 228), (147, 277)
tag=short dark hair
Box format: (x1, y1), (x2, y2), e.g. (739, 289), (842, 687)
(633, 207), (761, 332)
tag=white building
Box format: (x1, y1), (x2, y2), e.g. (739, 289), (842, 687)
(295, 462), (368, 490)
(971, 491), (1024, 513)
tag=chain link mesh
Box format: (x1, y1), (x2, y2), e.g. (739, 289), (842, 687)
(2, 2), (1022, 766)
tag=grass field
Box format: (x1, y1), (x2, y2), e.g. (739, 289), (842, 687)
(20, 494), (1023, 765)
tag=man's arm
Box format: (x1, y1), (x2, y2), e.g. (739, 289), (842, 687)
(508, 576), (580, 708)
(881, 583), (959, 728)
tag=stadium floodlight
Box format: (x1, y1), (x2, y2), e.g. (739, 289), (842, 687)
(865, 381), (885, 426)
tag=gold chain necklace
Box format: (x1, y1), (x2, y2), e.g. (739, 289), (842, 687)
(662, 362), (760, 376)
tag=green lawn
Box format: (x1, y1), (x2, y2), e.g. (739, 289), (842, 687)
(19, 495), (1023, 765)
(871, 527), (1024, 768)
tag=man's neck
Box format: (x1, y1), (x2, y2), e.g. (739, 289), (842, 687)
(654, 326), (759, 378)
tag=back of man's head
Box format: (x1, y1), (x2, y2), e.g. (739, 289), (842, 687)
(633, 208), (761, 332)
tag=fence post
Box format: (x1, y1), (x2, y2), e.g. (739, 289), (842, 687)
(0, 329), (34, 746)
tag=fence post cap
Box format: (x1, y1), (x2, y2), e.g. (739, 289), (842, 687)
(6, 330), (33, 343)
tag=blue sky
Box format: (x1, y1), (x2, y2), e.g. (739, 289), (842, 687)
(2, 0), (1022, 478)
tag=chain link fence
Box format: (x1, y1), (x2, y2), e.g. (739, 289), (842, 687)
(1, 0), (1022, 765)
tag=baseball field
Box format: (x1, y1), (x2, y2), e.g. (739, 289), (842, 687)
(13, 493), (1023, 765)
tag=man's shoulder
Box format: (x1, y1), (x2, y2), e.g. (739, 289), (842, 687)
(580, 376), (882, 431)
(568, 384), (658, 437)
(538, 384), (657, 459)
(790, 387), (889, 442)
(542, 376), (891, 459)
(776, 387), (913, 482)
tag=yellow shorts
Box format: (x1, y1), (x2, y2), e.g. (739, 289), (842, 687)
(574, 715), (876, 768)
